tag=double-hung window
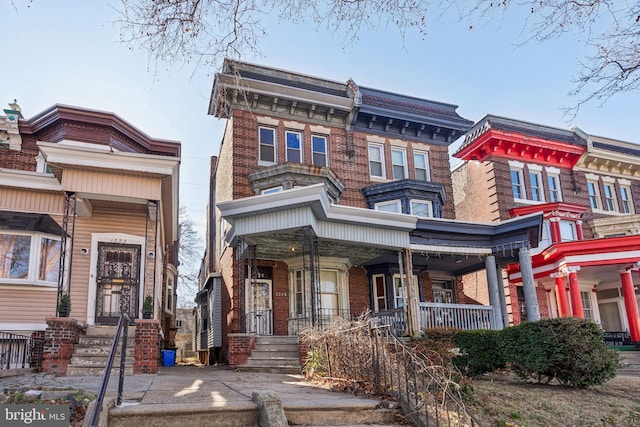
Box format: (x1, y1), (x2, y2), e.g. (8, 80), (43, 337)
(0, 232), (61, 285)
(368, 143), (385, 179)
(511, 169), (525, 200)
(587, 179), (602, 210)
(547, 174), (561, 202)
(285, 130), (303, 163)
(259, 127), (276, 164)
(311, 135), (328, 167)
(529, 170), (544, 202)
(413, 151), (430, 181)
(391, 148), (407, 180)
(620, 185), (633, 214)
(603, 182), (617, 212)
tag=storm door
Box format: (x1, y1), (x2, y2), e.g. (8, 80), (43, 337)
(245, 279), (273, 335)
(96, 243), (141, 325)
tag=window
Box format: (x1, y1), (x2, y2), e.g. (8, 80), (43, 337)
(529, 171), (544, 201)
(621, 185), (633, 214)
(261, 187), (283, 195)
(587, 180), (601, 210)
(166, 277), (173, 311)
(294, 270), (304, 316)
(559, 220), (577, 242)
(391, 148), (407, 180)
(413, 151), (430, 181)
(410, 200), (433, 218)
(511, 169), (525, 200)
(373, 274), (386, 311)
(375, 200), (401, 213)
(548, 174), (561, 202)
(393, 275), (404, 308)
(0, 232), (60, 285)
(580, 291), (593, 319)
(286, 130), (303, 163)
(259, 127), (276, 164)
(320, 270), (339, 316)
(311, 135), (328, 167)
(603, 183), (617, 211)
(368, 143), (385, 178)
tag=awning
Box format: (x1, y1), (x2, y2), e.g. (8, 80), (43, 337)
(0, 211), (64, 235)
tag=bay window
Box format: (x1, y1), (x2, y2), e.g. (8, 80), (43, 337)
(1, 232), (60, 285)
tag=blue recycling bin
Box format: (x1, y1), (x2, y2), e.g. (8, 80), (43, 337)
(162, 349), (176, 367)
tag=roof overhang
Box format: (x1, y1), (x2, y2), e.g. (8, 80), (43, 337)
(0, 211), (64, 235)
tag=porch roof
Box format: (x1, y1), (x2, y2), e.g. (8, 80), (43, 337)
(217, 184), (416, 263)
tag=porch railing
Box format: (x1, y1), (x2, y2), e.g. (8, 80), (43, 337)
(0, 332), (44, 370)
(372, 303), (496, 335)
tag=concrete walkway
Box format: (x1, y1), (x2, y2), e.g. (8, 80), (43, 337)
(1, 364), (402, 426)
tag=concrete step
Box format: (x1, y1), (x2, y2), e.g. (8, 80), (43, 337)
(77, 336), (136, 346)
(249, 350), (299, 359)
(85, 325), (136, 337)
(108, 400), (398, 427)
(69, 355), (135, 367)
(73, 344), (135, 357)
(244, 358), (299, 367)
(66, 365), (134, 376)
(254, 336), (298, 345)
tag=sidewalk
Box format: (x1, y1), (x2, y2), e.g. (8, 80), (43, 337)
(1, 364), (402, 426)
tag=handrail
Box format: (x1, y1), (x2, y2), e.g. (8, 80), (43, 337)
(89, 313), (130, 427)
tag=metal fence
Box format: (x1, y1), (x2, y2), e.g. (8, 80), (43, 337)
(301, 321), (481, 426)
(0, 332), (44, 370)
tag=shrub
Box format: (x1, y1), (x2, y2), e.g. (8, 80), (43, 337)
(499, 317), (619, 387)
(452, 329), (505, 376)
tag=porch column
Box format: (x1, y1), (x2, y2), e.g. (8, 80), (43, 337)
(495, 264), (510, 327)
(568, 268), (584, 318)
(549, 217), (561, 244)
(402, 249), (420, 337)
(622, 270), (640, 342)
(518, 247), (540, 321)
(551, 272), (570, 317)
(485, 255), (504, 330)
(575, 220), (584, 240)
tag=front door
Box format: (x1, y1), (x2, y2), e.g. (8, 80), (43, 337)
(96, 243), (141, 325)
(245, 279), (272, 335)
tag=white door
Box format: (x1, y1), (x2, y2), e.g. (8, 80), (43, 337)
(245, 279), (272, 335)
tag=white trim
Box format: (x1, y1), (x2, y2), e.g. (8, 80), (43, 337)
(256, 116), (279, 126)
(375, 199), (401, 213)
(283, 120), (305, 130)
(367, 135), (385, 144)
(368, 142), (386, 179)
(508, 160), (525, 168)
(310, 125), (330, 134)
(390, 147), (408, 180)
(410, 199), (433, 218)
(528, 163), (543, 172)
(545, 166), (561, 174)
(0, 169), (61, 191)
(389, 139), (408, 147)
(585, 172), (600, 180)
(618, 178), (632, 186)
(0, 323), (48, 332)
(602, 176), (616, 184)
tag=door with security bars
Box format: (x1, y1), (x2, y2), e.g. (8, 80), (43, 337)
(245, 279), (273, 335)
(96, 243), (141, 325)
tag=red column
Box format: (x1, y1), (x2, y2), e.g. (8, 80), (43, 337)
(568, 270), (584, 318)
(575, 220), (584, 241)
(549, 219), (561, 244)
(622, 271), (640, 342)
(554, 274), (570, 317)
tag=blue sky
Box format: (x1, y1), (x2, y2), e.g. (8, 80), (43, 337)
(4, 1), (639, 252)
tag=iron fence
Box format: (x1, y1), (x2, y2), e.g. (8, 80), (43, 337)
(0, 332), (44, 370)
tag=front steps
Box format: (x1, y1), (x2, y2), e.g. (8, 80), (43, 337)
(237, 336), (302, 374)
(618, 351), (640, 377)
(66, 326), (136, 376)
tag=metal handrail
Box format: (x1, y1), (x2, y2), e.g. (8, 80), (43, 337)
(89, 313), (130, 427)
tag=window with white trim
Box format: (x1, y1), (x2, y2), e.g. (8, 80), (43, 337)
(559, 220), (577, 242)
(372, 274), (387, 311)
(391, 148), (407, 180)
(392, 274), (418, 309)
(410, 200), (433, 218)
(293, 270), (304, 316)
(166, 276), (173, 311)
(261, 187), (283, 195)
(413, 151), (430, 181)
(219, 218), (229, 257)
(285, 130), (303, 163)
(0, 231), (60, 285)
(259, 127), (276, 164)
(368, 143), (385, 178)
(511, 168), (525, 200)
(320, 270), (339, 316)
(587, 180), (602, 210)
(603, 183), (617, 211)
(529, 170), (544, 202)
(375, 200), (401, 213)
(620, 185), (633, 214)
(311, 135), (328, 167)
(580, 291), (594, 319)
(547, 173), (562, 202)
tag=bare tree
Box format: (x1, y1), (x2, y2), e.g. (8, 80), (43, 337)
(177, 206), (203, 308)
(117, 0), (640, 110)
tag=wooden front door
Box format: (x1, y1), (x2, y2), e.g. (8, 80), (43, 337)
(96, 243), (141, 325)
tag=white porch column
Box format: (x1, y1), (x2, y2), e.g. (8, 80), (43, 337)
(518, 247), (540, 321)
(485, 255), (504, 330)
(495, 264), (510, 327)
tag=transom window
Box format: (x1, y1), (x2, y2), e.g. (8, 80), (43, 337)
(0, 232), (61, 285)
(391, 148), (407, 180)
(368, 143), (385, 179)
(311, 135), (328, 167)
(259, 127), (276, 164)
(285, 130), (303, 163)
(413, 151), (430, 181)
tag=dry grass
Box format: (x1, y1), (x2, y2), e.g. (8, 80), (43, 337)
(466, 372), (640, 427)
